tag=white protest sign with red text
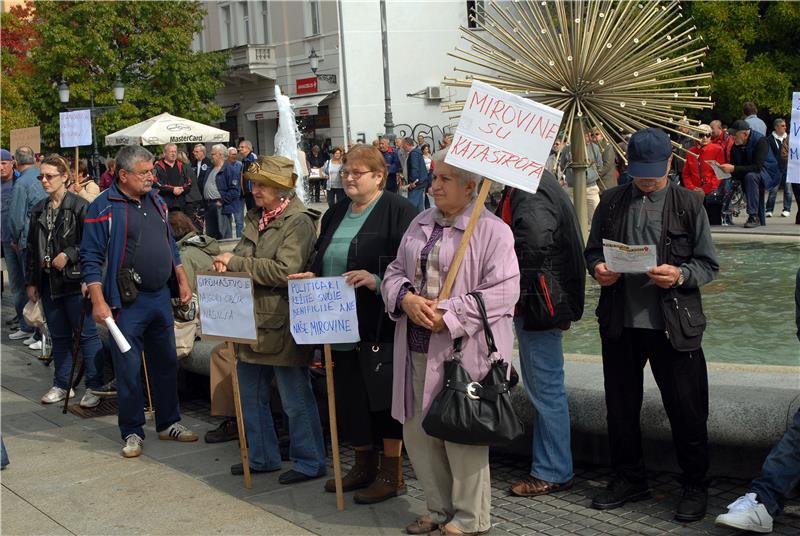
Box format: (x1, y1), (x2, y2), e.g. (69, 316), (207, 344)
(445, 80), (563, 194)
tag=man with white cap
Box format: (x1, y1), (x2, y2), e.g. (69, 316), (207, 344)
(585, 127), (719, 523)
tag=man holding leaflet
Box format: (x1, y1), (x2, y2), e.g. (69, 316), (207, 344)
(584, 128), (719, 523)
(81, 145), (197, 458)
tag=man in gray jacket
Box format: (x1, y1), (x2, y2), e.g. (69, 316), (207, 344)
(7, 146), (46, 342)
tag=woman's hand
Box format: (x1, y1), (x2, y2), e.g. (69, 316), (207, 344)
(401, 292), (436, 329)
(287, 272), (316, 280)
(212, 252), (235, 273)
(51, 252), (68, 271)
(26, 285), (39, 303)
(343, 270), (375, 291)
(430, 308), (447, 333)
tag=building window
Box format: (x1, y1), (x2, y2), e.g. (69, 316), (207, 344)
(261, 1), (270, 43)
(466, 0), (486, 29)
(220, 5), (232, 48)
(307, 0), (321, 36)
(241, 1), (250, 45)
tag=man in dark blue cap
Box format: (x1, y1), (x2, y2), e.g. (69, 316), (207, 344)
(584, 128), (720, 522)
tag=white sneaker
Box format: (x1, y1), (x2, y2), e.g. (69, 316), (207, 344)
(9, 329), (32, 340)
(714, 493), (773, 533)
(122, 434), (143, 458)
(23, 335), (37, 345)
(28, 340), (43, 351)
(41, 387), (75, 404)
(781, 210), (790, 217)
(158, 422), (199, 442)
(79, 391), (101, 408)
(766, 211), (773, 218)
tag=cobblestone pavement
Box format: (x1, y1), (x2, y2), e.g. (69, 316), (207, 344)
(3, 295), (799, 535)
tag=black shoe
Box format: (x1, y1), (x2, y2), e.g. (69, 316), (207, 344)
(5, 316), (19, 326)
(230, 463), (280, 476)
(591, 477), (651, 510)
(278, 469), (323, 485)
(675, 483), (708, 522)
(744, 216), (761, 228)
(204, 418), (239, 444)
(90, 379), (117, 398)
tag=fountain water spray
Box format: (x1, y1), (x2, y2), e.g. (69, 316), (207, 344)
(273, 85), (307, 204)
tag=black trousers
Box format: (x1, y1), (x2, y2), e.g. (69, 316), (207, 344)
(332, 349), (402, 447)
(601, 328), (709, 485)
(793, 183), (800, 224)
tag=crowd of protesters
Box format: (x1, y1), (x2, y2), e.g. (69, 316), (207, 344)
(1, 97), (797, 534)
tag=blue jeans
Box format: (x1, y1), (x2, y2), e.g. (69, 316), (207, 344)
(327, 188), (346, 210)
(1, 435), (8, 468)
(205, 202), (232, 239)
(3, 244), (32, 333)
(749, 409), (800, 516)
(407, 185), (426, 213)
(744, 171), (768, 224)
(766, 174), (792, 213)
(514, 319), (573, 483)
(237, 360), (326, 477)
(111, 287), (181, 439)
(40, 279), (104, 390)
(233, 203), (245, 238)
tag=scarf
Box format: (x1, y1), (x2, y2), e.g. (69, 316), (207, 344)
(258, 197), (291, 231)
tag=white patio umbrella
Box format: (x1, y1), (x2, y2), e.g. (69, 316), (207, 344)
(105, 112), (230, 146)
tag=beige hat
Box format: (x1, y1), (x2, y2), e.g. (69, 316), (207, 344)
(698, 124), (712, 135)
(243, 155), (297, 190)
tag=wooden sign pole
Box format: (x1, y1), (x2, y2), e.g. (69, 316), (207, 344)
(438, 179), (493, 300)
(74, 147), (79, 183)
(323, 343), (345, 511)
(228, 341), (252, 489)
(141, 352), (155, 421)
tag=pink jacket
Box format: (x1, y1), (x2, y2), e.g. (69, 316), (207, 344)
(381, 203), (520, 423)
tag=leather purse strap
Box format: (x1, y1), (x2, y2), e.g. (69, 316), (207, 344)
(450, 291), (498, 357)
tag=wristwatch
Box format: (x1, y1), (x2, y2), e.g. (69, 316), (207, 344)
(674, 267), (686, 287)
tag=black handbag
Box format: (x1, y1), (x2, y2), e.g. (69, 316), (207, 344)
(422, 291), (524, 446)
(357, 309), (394, 412)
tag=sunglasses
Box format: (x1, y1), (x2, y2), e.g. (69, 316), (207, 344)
(38, 173), (63, 182)
(699, 133), (711, 138)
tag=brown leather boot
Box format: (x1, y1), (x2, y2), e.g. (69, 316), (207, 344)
(324, 448), (378, 492)
(353, 454), (407, 504)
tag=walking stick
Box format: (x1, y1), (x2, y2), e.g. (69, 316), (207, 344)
(141, 352), (155, 421)
(63, 297), (90, 414)
(228, 341), (252, 489)
(324, 343), (344, 511)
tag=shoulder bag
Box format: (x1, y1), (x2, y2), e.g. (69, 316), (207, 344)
(357, 306), (394, 412)
(422, 291), (524, 446)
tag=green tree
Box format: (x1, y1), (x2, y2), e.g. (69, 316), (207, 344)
(24, 0), (228, 155)
(686, 0), (800, 122)
(1, 1), (40, 148)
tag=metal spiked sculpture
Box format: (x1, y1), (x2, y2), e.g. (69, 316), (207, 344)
(444, 0), (714, 234)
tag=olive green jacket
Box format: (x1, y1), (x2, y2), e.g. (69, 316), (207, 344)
(227, 197), (320, 366)
(176, 232), (220, 293)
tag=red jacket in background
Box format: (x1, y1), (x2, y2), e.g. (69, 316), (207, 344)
(710, 132), (734, 163)
(682, 143), (726, 194)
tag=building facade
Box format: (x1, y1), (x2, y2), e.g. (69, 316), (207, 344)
(193, 0), (481, 155)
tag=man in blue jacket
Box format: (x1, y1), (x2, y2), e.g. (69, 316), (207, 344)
(720, 120), (780, 228)
(81, 145), (197, 458)
(7, 146), (46, 342)
(403, 138), (429, 212)
(204, 144), (241, 239)
(379, 137), (402, 193)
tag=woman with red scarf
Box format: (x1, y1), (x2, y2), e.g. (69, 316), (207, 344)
(682, 124), (730, 224)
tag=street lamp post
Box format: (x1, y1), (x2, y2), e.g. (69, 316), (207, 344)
(308, 48), (337, 85)
(58, 76), (125, 180)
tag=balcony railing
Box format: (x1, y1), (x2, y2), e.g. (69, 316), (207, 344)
(226, 44), (277, 81)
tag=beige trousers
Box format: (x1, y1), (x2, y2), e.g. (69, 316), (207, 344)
(210, 343), (235, 417)
(568, 184), (601, 228)
(402, 352), (492, 533)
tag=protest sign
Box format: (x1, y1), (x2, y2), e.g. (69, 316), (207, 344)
(788, 92), (800, 185)
(10, 126), (41, 154)
(445, 80), (564, 194)
(289, 277), (359, 345)
(59, 110), (92, 148)
(196, 272), (257, 344)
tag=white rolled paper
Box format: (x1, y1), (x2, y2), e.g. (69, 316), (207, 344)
(104, 317), (132, 353)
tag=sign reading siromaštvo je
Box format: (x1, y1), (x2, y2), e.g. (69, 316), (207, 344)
(196, 272), (257, 344)
(445, 80), (564, 195)
(788, 92), (800, 185)
(289, 277), (359, 345)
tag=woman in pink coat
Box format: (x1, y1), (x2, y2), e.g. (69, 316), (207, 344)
(382, 151), (520, 536)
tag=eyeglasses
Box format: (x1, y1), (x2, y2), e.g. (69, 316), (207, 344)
(125, 169), (154, 179)
(340, 169), (373, 179)
(699, 133), (711, 138)
(38, 173), (63, 182)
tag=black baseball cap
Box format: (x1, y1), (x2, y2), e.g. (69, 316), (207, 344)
(727, 120), (751, 134)
(627, 128), (672, 179)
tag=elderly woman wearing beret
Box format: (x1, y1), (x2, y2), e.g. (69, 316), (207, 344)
(382, 152), (520, 535)
(212, 155), (326, 485)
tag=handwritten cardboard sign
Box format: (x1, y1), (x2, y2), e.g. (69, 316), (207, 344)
(289, 277), (359, 345)
(445, 80), (564, 194)
(10, 126), (41, 154)
(59, 110), (92, 148)
(196, 272), (257, 344)
(788, 92), (800, 185)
